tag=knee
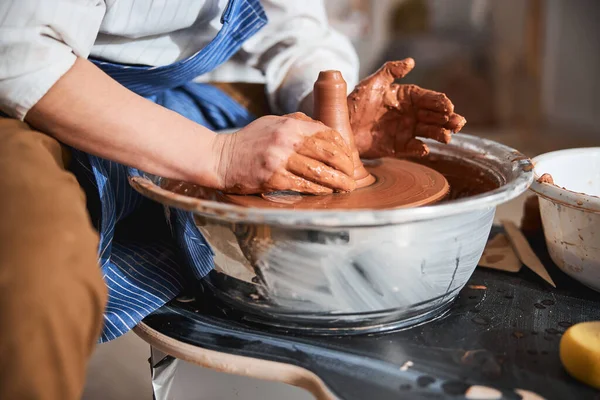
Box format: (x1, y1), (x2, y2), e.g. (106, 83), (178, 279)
(0, 219), (107, 346)
(1, 258), (107, 347)
(31, 235), (108, 328)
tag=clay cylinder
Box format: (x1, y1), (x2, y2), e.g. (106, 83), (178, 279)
(313, 70), (375, 188)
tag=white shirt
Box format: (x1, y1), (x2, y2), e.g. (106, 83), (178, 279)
(0, 0), (359, 120)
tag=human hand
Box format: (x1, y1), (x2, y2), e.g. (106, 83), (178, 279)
(348, 58), (466, 158)
(213, 113), (356, 195)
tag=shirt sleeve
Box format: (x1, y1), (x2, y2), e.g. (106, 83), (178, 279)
(239, 0), (359, 115)
(0, 1), (105, 120)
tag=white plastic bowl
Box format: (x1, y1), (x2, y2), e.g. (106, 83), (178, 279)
(530, 148), (600, 291)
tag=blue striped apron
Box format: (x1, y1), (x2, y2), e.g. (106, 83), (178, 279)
(71, 0), (267, 343)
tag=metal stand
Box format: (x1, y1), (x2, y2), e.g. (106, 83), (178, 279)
(150, 347), (179, 400)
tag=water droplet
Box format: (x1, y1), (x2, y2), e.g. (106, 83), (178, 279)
(545, 328), (560, 335)
(533, 303), (546, 309)
(558, 321), (572, 328)
(504, 295), (514, 299)
(541, 299), (555, 306)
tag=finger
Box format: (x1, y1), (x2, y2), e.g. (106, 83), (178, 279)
(267, 170), (333, 195)
(285, 114), (349, 152)
(402, 138), (429, 157)
(417, 109), (450, 125)
(312, 128), (352, 158)
(415, 123), (452, 143)
(287, 153), (356, 192)
(367, 58), (416, 88)
(297, 137), (354, 176)
(380, 58), (415, 83)
(284, 113), (351, 156)
(444, 113), (467, 132)
(394, 114), (417, 155)
(412, 88), (454, 113)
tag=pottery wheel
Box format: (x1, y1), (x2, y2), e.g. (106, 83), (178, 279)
(221, 158), (449, 210)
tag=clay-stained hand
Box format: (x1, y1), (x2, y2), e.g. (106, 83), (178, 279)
(348, 58), (467, 158)
(213, 113), (356, 195)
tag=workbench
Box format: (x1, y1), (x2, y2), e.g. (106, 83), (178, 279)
(135, 227), (600, 399)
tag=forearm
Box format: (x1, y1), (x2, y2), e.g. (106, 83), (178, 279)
(26, 58), (222, 187)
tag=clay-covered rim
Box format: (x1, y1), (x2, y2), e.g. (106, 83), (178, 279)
(529, 147), (600, 213)
(129, 133), (533, 228)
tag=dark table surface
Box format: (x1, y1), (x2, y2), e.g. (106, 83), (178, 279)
(143, 227), (600, 399)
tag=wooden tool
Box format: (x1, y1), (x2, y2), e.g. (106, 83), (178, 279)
(502, 220), (556, 287)
(479, 232), (522, 273)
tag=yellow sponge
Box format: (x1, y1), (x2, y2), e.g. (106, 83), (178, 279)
(560, 321), (600, 389)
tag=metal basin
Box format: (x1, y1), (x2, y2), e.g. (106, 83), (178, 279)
(130, 133), (533, 334)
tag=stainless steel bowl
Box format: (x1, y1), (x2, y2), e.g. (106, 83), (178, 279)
(130, 133), (533, 334)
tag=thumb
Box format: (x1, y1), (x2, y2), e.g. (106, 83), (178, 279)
(373, 58), (415, 86)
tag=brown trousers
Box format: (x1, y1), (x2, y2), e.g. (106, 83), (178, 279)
(0, 82), (267, 399)
(0, 118), (107, 400)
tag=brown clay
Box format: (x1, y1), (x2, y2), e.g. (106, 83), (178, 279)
(408, 154), (498, 200)
(224, 67), (451, 210)
(313, 70), (375, 188)
(165, 62), (475, 210)
(161, 154), (499, 209)
(348, 58), (466, 159)
(537, 173), (554, 185)
(222, 158), (449, 210)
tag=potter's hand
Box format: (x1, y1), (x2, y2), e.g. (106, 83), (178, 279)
(348, 58), (466, 158)
(214, 113), (356, 195)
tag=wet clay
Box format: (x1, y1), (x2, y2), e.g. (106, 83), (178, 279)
(313, 70), (375, 188)
(347, 58), (466, 159)
(161, 65), (480, 210)
(236, 69), (458, 210)
(161, 154), (500, 210)
(222, 158), (449, 210)
(407, 154), (499, 200)
(230, 68), (450, 210)
(538, 173), (554, 185)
